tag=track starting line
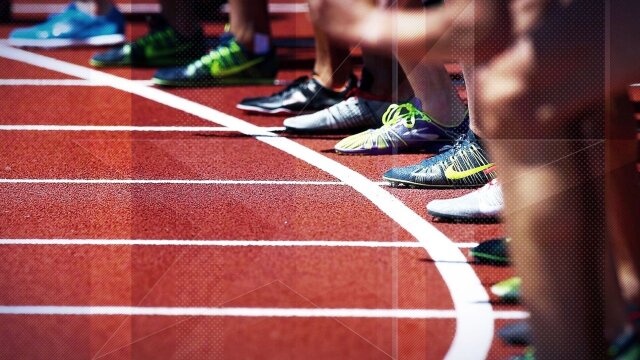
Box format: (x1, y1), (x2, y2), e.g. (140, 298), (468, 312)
(0, 238), (479, 248)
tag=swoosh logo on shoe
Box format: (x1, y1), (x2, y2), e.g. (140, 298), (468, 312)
(281, 91), (308, 107)
(211, 57), (265, 77)
(444, 163), (495, 180)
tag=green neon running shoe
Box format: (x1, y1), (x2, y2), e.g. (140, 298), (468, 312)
(334, 100), (468, 155)
(490, 276), (521, 302)
(609, 327), (640, 360)
(90, 18), (207, 68)
(509, 347), (535, 360)
(152, 37), (278, 87)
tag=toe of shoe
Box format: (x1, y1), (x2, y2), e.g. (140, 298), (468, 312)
(382, 165), (419, 181)
(9, 28), (37, 39)
(425, 199), (446, 214)
(282, 116), (307, 130)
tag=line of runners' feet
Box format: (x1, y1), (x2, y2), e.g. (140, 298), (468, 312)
(10, 5), (638, 359)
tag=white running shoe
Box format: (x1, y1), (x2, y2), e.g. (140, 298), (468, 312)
(426, 178), (503, 220)
(283, 97), (390, 132)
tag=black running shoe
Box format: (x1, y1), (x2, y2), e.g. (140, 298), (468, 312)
(383, 129), (497, 188)
(499, 321), (532, 346)
(470, 237), (510, 265)
(236, 74), (357, 114)
(90, 17), (207, 68)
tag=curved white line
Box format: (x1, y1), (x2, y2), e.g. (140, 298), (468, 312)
(0, 305), (527, 320)
(0, 45), (494, 359)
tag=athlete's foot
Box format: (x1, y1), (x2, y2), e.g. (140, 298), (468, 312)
(237, 74), (356, 114)
(152, 36), (277, 87)
(9, 2), (125, 48)
(90, 16), (207, 68)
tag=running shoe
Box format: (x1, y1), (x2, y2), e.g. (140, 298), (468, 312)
(236, 74), (357, 114)
(491, 276), (521, 302)
(499, 321), (532, 346)
(152, 37), (277, 86)
(90, 17), (207, 68)
(509, 348), (535, 360)
(283, 96), (391, 132)
(334, 101), (469, 155)
(470, 237), (510, 265)
(8, 3), (125, 48)
(383, 129), (496, 188)
(426, 178), (503, 220)
(609, 327), (640, 360)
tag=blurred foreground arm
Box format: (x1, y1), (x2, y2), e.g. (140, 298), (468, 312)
(309, 0), (511, 64)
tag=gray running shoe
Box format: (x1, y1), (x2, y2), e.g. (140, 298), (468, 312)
(426, 179), (503, 220)
(283, 96), (391, 132)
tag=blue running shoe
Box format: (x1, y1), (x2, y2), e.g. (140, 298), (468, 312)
(383, 129), (496, 188)
(8, 2), (125, 48)
(334, 99), (469, 155)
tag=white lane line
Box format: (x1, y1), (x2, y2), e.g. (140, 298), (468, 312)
(0, 79), (154, 86)
(258, 137), (494, 359)
(0, 45), (494, 360)
(0, 178), (389, 186)
(13, 3), (161, 14)
(12, 3), (308, 15)
(0, 125), (286, 132)
(220, 3), (308, 14)
(0, 306), (528, 320)
(0, 238), (479, 249)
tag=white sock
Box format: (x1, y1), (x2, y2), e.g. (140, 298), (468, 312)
(253, 33), (271, 55)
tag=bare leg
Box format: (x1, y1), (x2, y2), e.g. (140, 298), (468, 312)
(160, 0), (201, 37)
(475, 5), (609, 356)
(94, 0), (112, 15)
(360, 52), (414, 101)
(307, 0), (352, 88)
(359, 0), (412, 100)
(229, 0), (271, 52)
(76, 0), (114, 16)
(607, 2), (640, 308)
(393, 1), (466, 125)
(607, 95), (640, 308)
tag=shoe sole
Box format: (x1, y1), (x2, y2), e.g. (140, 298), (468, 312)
(426, 209), (500, 221)
(469, 250), (509, 265)
(284, 126), (369, 134)
(335, 139), (454, 156)
(90, 58), (197, 68)
(9, 34), (126, 48)
(335, 147), (398, 156)
(382, 176), (486, 189)
(154, 77), (276, 88)
(236, 103), (316, 115)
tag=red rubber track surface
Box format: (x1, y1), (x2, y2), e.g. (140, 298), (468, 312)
(0, 2), (535, 359)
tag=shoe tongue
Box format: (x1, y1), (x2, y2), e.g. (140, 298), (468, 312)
(466, 128), (478, 142)
(409, 97), (422, 110)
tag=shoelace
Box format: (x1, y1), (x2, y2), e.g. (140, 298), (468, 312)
(188, 41), (238, 72)
(132, 28), (173, 49)
(380, 103), (431, 129)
